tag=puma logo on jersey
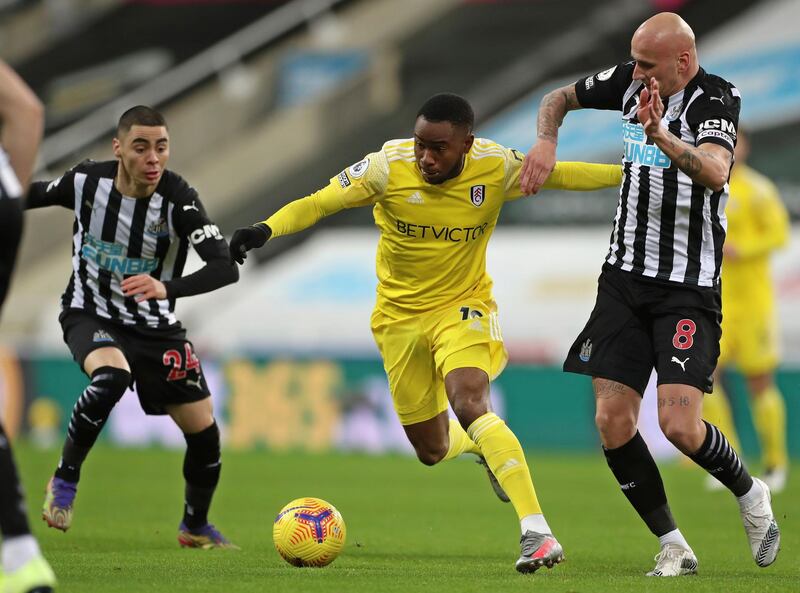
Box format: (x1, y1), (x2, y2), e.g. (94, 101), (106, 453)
(406, 192), (424, 204)
(182, 201), (199, 212)
(709, 96), (725, 103)
(186, 377), (203, 390)
(671, 356), (689, 371)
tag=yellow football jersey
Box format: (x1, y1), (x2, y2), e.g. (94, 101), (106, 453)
(264, 138), (621, 316)
(722, 163), (789, 306)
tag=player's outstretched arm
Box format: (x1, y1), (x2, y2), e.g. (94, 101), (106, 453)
(542, 162), (623, 191)
(520, 83), (582, 195)
(130, 189), (240, 302)
(230, 152), (386, 265)
(229, 182), (359, 265)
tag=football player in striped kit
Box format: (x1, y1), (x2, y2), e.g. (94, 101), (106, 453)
(521, 12), (779, 576)
(0, 59), (57, 593)
(27, 106), (239, 550)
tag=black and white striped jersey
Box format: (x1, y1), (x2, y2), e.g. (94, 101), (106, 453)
(27, 160), (232, 328)
(576, 62), (740, 287)
(0, 147), (24, 309)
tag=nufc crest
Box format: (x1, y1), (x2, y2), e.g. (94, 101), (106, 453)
(470, 185), (485, 207)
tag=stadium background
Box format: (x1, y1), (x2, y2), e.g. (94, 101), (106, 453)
(2, 0), (798, 458)
(0, 1), (798, 590)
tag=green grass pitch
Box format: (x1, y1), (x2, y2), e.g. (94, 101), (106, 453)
(13, 445), (798, 592)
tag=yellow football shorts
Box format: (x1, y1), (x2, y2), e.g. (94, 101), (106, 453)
(370, 298), (507, 426)
(718, 298), (779, 375)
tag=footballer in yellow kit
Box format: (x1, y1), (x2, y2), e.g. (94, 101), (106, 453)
(703, 130), (790, 492)
(266, 135), (617, 425)
(230, 93), (621, 572)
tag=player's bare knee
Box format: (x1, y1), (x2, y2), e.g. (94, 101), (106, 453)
(451, 395), (488, 429)
(659, 416), (702, 452)
(414, 442), (447, 466)
(595, 410), (636, 445)
(448, 380), (490, 427)
(445, 368), (489, 428)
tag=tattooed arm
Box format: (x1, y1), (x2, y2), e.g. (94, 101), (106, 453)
(658, 137), (731, 191)
(520, 84), (583, 195)
(638, 78), (732, 191)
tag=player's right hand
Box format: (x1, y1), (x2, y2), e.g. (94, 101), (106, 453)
(229, 223), (271, 264)
(520, 139), (557, 195)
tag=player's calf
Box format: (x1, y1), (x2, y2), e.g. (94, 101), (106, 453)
(181, 422), (222, 530)
(55, 366), (131, 483)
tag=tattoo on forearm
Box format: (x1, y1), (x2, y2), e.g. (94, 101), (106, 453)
(697, 147), (729, 169)
(537, 93), (561, 142)
(537, 86), (579, 142)
(676, 150), (703, 176)
(663, 134), (730, 181)
(564, 86), (581, 110)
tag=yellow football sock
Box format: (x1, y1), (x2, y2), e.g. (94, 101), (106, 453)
(443, 419), (481, 461)
(467, 413), (542, 518)
(703, 386), (741, 453)
(753, 385), (788, 470)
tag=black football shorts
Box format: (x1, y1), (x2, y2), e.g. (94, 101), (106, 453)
(564, 264), (721, 395)
(60, 309), (210, 414)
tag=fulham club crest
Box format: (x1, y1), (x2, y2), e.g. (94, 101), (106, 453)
(470, 185), (485, 207)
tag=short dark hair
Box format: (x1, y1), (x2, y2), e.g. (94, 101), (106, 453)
(416, 93), (474, 131)
(117, 105), (167, 135)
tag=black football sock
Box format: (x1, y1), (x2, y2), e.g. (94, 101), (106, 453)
(182, 422), (221, 529)
(54, 366), (130, 482)
(690, 420), (753, 496)
(603, 431), (677, 536)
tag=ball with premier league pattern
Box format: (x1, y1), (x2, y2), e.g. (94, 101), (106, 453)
(273, 497), (346, 567)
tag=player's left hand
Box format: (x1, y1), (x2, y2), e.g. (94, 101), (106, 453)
(637, 77), (664, 138)
(121, 274), (167, 302)
(229, 223), (271, 265)
(520, 139), (557, 195)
